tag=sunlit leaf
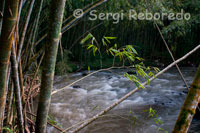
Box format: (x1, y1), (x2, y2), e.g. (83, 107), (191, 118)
(81, 33), (93, 44)
(88, 66), (90, 73)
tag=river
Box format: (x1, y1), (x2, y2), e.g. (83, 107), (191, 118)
(48, 67), (200, 133)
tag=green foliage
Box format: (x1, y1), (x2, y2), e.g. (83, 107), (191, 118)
(124, 72), (144, 88)
(144, 107), (168, 133)
(81, 33), (144, 67)
(129, 110), (138, 126)
(124, 64), (159, 88)
(90, 105), (101, 112)
(21, 0), (199, 69)
(62, 0), (199, 66)
(48, 115), (63, 128)
(2, 127), (12, 133)
(82, 34), (159, 89)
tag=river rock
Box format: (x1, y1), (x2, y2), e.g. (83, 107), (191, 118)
(73, 85), (81, 88)
(82, 72), (88, 76)
(127, 71), (136, 75)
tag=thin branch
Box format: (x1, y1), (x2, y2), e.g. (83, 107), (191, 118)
(51, 66), (127, 95)
(144, 0), (189, 89)
(69, 22), (103, 51)
(34, 0), (108, 46)
(62, 114), (132, 133)
(155, 23), (189, 89)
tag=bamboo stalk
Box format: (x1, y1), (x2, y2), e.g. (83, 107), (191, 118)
(5, 82), (13, 129)
(35, 0), (66, 132)
(62, 0), (101, 26)
(3, 64), (11, 127)
(28, 0), (44, 64)
(17, 0), (35, 63)
(172, 65), (200, 133)
(32, 0), (43, 42)
(0, 0), (5, 35)
(71, 45), (200, 133)
(17, 0), (23, 24)
(34, 0), (108, 46)
(0, 0), (19, 131)
(19, 60), (25, 104)
(22, 22), (36, 70)
(11, 44), (24, 133)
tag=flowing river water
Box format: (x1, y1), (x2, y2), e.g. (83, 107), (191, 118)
(48, 67), (200, 133)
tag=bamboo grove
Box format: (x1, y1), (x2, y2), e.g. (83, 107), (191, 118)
(0, 0), (199, 133)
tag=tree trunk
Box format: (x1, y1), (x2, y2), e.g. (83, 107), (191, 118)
(0, 0), (19, 131)
(35, 0), (66, 132)
(173, 65), (200, 133)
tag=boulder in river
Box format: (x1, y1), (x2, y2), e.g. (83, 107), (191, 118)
(127, 71), (137, 75)
(73, 85), (81, 88)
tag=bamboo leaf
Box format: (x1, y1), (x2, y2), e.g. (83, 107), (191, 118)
(87, 44), (94, 49)
(104, 37), (117, 44)
(93, 46), (98, 56)
(81, 33), (93, 44)
(88, 66), (90, 73)
(104, 37), (117, 39)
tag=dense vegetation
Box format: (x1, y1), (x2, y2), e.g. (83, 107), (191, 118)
(55, 0), (200, 73)
(5, 0), (199, 75)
